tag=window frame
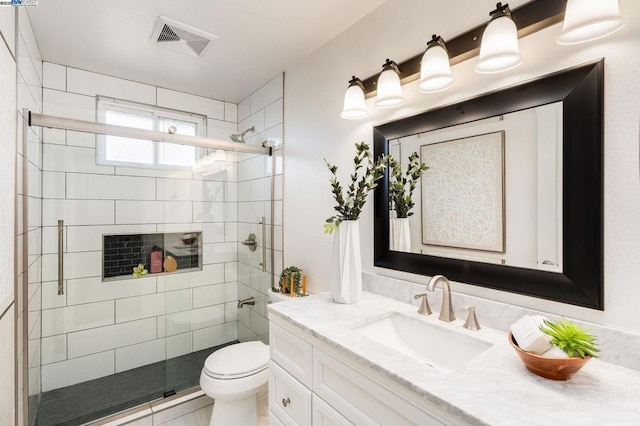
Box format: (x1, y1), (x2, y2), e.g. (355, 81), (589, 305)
(96, 97), (208, 170)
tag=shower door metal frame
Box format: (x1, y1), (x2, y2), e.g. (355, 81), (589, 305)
(28, 112), (272, 155)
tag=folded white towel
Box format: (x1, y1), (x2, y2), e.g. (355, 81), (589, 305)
(510, 315), (553, 355)
(543, 345), (569, 358)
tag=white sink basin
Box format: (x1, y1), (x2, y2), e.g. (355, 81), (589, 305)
(352, 312), (492, 372)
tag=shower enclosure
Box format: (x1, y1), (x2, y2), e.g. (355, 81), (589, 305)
(22, 109), (276, 425)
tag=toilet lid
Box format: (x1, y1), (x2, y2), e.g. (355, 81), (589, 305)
(204, 341), (269, 379)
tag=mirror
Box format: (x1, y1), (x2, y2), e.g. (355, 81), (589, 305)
(373, 60), (604, 310)
(388, 102), (563, 273)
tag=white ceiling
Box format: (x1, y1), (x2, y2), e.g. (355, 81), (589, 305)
(27, 0), (386, 103)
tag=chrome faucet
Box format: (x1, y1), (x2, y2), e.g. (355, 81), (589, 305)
(237, 297), (255, 309)
(427, 275), (455, 322)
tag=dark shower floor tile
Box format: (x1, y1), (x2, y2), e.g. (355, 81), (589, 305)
(36, 341), (237, 426)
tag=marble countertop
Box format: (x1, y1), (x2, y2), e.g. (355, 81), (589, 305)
(267, 291), (640, 425)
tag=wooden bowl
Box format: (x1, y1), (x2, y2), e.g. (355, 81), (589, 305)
(508, 332), (591, 380)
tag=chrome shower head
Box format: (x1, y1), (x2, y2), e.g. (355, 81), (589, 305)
(230, 126), (255, 143)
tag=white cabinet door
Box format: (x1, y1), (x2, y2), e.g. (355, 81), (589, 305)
(269, 360), (312, 426)
(313, 348), (445, 426)
(312, 394), (352, 426)
(270, 322), (313, 387)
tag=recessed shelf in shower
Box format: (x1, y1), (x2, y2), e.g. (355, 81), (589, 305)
(102, 231), (203, 281)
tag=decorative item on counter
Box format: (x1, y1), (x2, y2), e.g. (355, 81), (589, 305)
(272, 266), (308, 297)
(509, 315), (552, 355)
(163, 255), (178, 273)
(325, 142), (388, 304)
(539, 317), (599, 359)
(509, 316), (599, 380)
(388, 152), (428, 252)
(150, 247), (163, 273)
(132, 263), (148, 277)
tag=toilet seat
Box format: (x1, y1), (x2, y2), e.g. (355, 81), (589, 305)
(203, 341), (269, 380)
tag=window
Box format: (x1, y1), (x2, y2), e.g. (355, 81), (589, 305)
(97, 98), (206, 169)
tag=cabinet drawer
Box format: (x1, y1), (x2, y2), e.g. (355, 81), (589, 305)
(269, 360), (312, 426)
(270, 322), (313, 387)
(313, 348), (444, 426)
(312, 394), (352, 426)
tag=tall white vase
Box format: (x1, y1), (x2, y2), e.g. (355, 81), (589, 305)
(330, 220), (362, 304)
(390, 217), (411, 252)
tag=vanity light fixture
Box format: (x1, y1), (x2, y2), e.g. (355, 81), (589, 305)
(375, 59), (405, 108)
(475, 2), (522, 74)
(339, 0), (625, 119)
(418, 35), (454, 93)
(557, 0), (625, 45)
(340, 76), (367, 119)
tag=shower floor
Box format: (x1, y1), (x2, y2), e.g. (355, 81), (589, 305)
(35, 341), (238, 426)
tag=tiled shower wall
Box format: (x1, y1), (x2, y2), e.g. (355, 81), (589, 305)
(16, 8), (44, 426)
(236, 74), (284, 343)
(0, 7), (18, 426)
(38, 63), (245, 392)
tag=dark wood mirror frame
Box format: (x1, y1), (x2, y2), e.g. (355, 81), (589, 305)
(373, 60), (604, 310)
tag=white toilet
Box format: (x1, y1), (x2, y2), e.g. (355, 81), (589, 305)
(200, 341), (270, 426)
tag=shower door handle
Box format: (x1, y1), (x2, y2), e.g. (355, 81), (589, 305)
(57, 220), (64, 295)
(259, 216), (266, 272)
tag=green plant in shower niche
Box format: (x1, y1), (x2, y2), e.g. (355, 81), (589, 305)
(133, 263), (148, 277)
(539, 317), (599, 358)
(324, 142), (388, 234)
(388, 152), (428, 218)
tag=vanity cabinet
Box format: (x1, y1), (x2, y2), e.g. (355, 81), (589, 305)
(268, 320), (460, 425)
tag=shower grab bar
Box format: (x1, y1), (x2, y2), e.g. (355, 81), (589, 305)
(57, 220), (64, 295)
(260, 216), (267, 272)
(28, 111), (271, 156)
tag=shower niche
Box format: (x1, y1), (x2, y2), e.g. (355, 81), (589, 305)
(103, 231), (203, 280)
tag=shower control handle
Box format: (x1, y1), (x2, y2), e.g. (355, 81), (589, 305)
(242, 234), (257, 251)
(282, 397), (290, 407)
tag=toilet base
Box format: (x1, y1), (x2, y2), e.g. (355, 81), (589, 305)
(209, 386), (268, 426)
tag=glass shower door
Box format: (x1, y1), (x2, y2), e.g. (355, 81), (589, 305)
(28, 109), (274, 424)
(161, 145), (274, 398)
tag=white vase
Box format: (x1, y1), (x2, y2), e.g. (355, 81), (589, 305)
(330, 220), (362, 304)
(390, 217), (411, 252)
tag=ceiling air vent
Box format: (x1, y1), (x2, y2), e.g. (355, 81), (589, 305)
(151, 16), (217, 57)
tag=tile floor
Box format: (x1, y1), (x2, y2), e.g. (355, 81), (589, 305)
(123, 393), (270, 426)
(36, 341), (236, 425)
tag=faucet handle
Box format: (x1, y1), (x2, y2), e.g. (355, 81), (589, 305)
(414, 293), (432, 315)
(463, 305), (481, 331)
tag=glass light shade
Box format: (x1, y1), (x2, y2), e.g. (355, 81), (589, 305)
(375, 68), (404, 108)
(340, 83), (367, 119)
(557, 0), (624, 45)
(475, 16), (522, 74)
(418, 44), (454, 93)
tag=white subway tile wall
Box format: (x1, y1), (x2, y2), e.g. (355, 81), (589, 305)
(235, 73), (284, 344)
(14, 8), (44, 418)
(37, 65), (284, 392)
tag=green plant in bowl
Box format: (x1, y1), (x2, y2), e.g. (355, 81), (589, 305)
(539, 317), (599, 359)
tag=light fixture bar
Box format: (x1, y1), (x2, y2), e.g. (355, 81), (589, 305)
(360, 0), (565, 98)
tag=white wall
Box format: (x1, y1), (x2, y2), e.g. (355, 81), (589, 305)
(284, 0), (640, 331)
(38, 64), (242, 392)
